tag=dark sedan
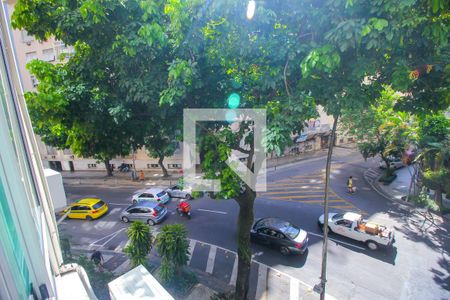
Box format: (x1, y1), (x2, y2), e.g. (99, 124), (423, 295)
(250, 218), (309, 255)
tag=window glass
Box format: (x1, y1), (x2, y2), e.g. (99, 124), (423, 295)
(156, 191), (166, 197)
(92, 201), (105, 209)
(128, 208), (140, 214)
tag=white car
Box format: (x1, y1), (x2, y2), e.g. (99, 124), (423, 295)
(166, 184), (193, 200)
(318, 212), (395, 250)
(131, 188), (170, 204)
(379, 157), (404, 169)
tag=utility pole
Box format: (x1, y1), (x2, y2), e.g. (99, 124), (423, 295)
(318, 115), (338, 300)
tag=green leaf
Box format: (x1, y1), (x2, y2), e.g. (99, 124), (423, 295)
(361, 25), (372, 37)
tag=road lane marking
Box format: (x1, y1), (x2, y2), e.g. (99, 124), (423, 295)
(206, 245), (217, 274)
(109, 208), (122, 215)
(256, 264), (268, 300)
(260, 190), (336, 196)
(88, 228), (125, 247)
(307, 232), (366, 250)
(108, 203), (131, 206)
(263, 184), (326, 188)
(269, 194), (337, 199)
(290, 278), (300, 300)
(230, 256), (238, 286)
(198, 208), (227, 215)
(187, 240), (196, 265)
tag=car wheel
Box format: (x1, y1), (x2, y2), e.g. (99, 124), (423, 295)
(86, 215), (93, 221)
(280, 246), (290, 256)
(366, 240), (378, 250)
(147, 219), (155, 226)
(121, 216), (129, 223)
(132, 199), (137, 204)
(185, 194), (192, 200)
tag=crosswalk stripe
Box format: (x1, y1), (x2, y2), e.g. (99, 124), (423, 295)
(255, 264), (268, 300)
(264, 184), (327, 188)
(187, 240), (196, 265)
(275, 179), (324, 184)
(290, 278), (299, 300)
(267, 194), (331, 199)
(328, 205), (358, 209)
(229, 256), (238, 286)
(103, 254), (114, 265)
(205, 245), (217, 274)
(112, 259), (131, 276)
(260, 190), (336, 196)
(109, 207), (121, 215)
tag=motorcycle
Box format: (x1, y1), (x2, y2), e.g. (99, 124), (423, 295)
(176, 199), (191, 219)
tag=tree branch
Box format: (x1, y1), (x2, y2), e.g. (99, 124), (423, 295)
(284, 56), (292, 98)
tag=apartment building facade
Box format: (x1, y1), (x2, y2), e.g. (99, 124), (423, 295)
(0, 4), (95, 298)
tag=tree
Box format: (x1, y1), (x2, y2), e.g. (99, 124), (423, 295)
(144, 109), (181, 177)
(156, 224), (190, 283)
(417, 113), (450, 209)
(124, 221), (154, 268)
(341, 87), (414, 177)
(12, 0), (175, 176)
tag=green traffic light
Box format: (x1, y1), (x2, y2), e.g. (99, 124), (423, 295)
(227, 93), (240, 109)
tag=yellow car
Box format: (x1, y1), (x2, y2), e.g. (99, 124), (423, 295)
(63, 198), (109, 220)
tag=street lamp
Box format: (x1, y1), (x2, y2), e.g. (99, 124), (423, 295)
(247, 0), (256, 20)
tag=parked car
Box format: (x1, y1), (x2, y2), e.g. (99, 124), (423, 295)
(120, 201), (168, 225)
(166, 184), (193, 200)
(379, 157), (404, 169)
(131, 188), (170, 204)
(318, 212), (395, 250)
(62, 198), (108, 220)
(250, 218), (309, 255)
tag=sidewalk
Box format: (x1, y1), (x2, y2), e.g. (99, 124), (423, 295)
(363, 165), (450, 220)
(72, 237), (329, 300)
(62, 169), (183, 187)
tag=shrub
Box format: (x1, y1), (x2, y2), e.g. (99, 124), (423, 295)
(124, 221), (154, 268)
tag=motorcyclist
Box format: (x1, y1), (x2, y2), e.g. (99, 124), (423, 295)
(177, 199), (191, 218)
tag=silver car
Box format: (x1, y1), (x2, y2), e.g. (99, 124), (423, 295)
(120, 201), (168, 225)
(166, 184), (193, 200)
(131, 188), (170, 204)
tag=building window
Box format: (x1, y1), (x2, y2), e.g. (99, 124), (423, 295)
(348, 137), (354, 142)
(42, 48), (55, 62)
(147, 164), (159, 168)
(339, 138), (344, 143)
(25, 51), (37, 63)
(30, 76), (39, 87)
(87, 164), (97, 168)
(21, 30), (34, 43)
(167, 164), (182, 169)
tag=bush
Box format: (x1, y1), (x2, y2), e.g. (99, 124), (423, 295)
(66, 254), (114, 299)
(408, 189), (440, 212)
(124, 221), (154, 268)
(379, 173), (397, 184)
(156, 224), (190, 283)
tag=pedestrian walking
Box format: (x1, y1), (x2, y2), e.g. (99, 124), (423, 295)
(91, 250), (104, 271)
(139, 170), (145, 181)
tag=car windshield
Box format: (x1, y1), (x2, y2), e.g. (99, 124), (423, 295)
(331, 213), (345, 221)
(279, 222), (300, 239)
(92, 201), (105, 209)
(156, 191), (166, 197)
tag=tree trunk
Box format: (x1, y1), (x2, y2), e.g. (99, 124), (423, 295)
(319, 115), (338, 300)
(104, 159), (113, 176)
(158, 155), (169, 177)
(234, 187), (256, 300)
(435, 188), (443, 210)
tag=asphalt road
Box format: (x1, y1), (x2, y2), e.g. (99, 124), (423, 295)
(60, 148), (450, 300)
